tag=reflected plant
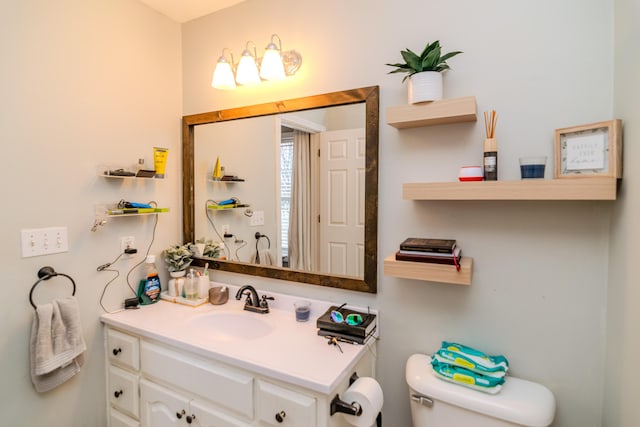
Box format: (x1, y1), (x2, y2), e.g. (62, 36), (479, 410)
(163, 244), (193, 272)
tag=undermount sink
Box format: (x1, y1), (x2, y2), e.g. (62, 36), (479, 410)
(187, 312), (274, 341)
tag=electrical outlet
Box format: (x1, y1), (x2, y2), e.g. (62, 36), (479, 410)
(222, 224), (230, 235)
(21, 226), (69, 258)
(121, 236), (135, 253)
(250, 210), (265, 226)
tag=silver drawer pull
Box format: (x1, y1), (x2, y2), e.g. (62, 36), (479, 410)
(411, 394), (434, 408)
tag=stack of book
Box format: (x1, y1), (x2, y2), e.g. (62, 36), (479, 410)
(395, 237), (462, 271)
(316, 306), (377, 345)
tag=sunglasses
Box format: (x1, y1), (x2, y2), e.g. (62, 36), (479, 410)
(330, 303), (364, 326)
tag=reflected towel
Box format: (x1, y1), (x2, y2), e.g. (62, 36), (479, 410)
(250, 249), (275, 266)
(30, 296), (86, 392)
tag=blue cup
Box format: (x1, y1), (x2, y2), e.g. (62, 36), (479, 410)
(519, 156), (546, 179)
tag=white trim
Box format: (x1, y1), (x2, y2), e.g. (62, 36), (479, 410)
(278, 115), (326, 133)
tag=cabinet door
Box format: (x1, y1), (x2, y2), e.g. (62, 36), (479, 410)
(190, 399), (252, 427)
(110, 408), (140, 427)
(256, 380), (317, 427)
(140, 379), (190, 427)
(107, 328), (140, 371)
(109, 365), (139, 418)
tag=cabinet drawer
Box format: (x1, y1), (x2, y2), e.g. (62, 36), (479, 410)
(107, 329), (140, 371)
(256, 380), (316, 427)
(109, 365), (139, 418)
(109, 407), (140, 427)
(141, 341), (253, 418)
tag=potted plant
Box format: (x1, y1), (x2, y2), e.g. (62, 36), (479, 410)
(163, 244), (193, 276)
(386, 40), (462, 104)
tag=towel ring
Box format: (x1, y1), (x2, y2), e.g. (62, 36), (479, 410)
(255, 232), (271, 249)
(29, 266), (76, 309)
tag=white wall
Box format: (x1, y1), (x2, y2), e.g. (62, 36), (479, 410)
(604, 0), (640, 425)
(183, 0), (615, 426)
(0, 1), (181, 425)
(0, 0), (627, 425)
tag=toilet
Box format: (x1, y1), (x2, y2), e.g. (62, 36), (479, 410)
(406, 354), (555, 427)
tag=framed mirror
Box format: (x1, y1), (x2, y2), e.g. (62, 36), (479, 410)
(183, 86), (378, 293)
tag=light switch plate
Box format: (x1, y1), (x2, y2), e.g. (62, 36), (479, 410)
(21, 227), (69, 258)
(250, 210), (265, 226)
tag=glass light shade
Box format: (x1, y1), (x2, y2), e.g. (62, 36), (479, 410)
(235, 53), (260, 86)
(211, 60), (236, 90)
(260, 46), (285, 81)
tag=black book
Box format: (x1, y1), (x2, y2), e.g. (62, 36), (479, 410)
(399, 237), (456, 254)
(316, 306), (376, 338)
(318, 327), (377, 345)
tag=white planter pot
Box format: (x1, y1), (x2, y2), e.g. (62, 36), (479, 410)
(408, 71), (443, 104)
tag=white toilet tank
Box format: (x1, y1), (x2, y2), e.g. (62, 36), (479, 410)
(406, 354), (555, 427)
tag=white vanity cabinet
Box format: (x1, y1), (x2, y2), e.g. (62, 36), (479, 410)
(104, 325), (374, 427)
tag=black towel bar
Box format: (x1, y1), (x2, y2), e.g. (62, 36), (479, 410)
(29, 266), (76, 309)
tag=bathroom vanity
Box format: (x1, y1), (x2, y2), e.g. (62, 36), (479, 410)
(101, 285), (377, 427)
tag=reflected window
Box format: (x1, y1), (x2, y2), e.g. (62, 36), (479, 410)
(280, 127), (294, 266)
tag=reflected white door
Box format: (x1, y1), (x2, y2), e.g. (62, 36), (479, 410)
(319, 128), (365, 277)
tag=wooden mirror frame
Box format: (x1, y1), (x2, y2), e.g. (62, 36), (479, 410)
(182, 86), (379, 293)
(182, 86), (380, 293)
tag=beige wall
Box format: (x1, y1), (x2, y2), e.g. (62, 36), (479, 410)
(0, 1), (181, 425)
(183, 0), (614, 425)
(604, 0), (640, 424)
(3, 0), (636, 426)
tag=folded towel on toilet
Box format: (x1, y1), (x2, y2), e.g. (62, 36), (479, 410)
(436, 341), (509, 374)
(431, 359), (504, 394)
(430, 341), (509, 394)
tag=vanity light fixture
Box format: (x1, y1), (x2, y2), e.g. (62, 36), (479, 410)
(211, 34), (302, 90)
(211, 48), (236, 90)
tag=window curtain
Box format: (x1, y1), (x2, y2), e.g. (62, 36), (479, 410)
(288, 130), (318, 271)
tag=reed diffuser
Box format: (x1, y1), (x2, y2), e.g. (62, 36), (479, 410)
(483, 110), (498, 181)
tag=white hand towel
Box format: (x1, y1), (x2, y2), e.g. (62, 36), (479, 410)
(30, 296), (86, 393)
(250, 249), (275, 266)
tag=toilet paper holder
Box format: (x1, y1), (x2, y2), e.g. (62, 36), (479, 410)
(330, 373), (363, 416)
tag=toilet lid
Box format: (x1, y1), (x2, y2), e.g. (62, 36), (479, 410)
(406, 354), (555, 427)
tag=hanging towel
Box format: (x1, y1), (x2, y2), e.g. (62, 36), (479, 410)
(250, 249), (275, 266)
(30, 296), (86, 393)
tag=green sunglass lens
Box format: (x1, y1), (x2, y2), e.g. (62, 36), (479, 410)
(345, 314), (363, 326)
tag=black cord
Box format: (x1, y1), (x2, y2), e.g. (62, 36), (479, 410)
(206, 199), (230, 259)
(97, 202), (159, 313)
(97, 252), (125, 313)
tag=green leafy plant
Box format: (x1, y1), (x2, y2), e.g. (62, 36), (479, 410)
(163, 244), (193, 272)
(386, 40), (462, 82)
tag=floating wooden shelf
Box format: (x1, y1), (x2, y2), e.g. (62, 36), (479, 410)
(403, 177), (617, 201)
(386, 96), (477, 128)
(384, 255), (472, 285)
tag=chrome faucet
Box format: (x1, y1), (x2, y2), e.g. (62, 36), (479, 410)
(235, 285), (273, 314)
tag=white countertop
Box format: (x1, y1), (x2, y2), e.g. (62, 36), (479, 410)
(100, 283), (376, 394)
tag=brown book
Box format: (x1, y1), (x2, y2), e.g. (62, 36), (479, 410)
(395, 248), (461, 270)
(399, 237), (456, 254)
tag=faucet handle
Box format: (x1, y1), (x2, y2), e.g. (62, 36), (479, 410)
(260, 295), (275, 308)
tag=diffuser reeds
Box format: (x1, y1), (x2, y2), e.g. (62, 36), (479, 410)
(484, 110), (498, 139)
